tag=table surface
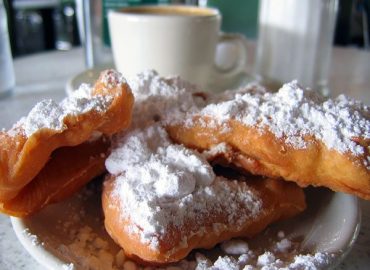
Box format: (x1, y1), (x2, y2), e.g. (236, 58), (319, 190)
(0, 47), (369, 270)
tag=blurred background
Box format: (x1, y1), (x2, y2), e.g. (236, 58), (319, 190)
(2, 0), (370, 58)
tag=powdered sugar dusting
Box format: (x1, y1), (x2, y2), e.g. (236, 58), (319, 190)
(105, 124), (262, 250)
(23, 99), (66, 136)
(16, 71), (357, 269)
(10, 71), (123, 137)
(195, 236), (334, 270)
(60, 83), (113, 115)
(22, 228), (43, 246)
(58, 225), (116, 270)
(220, 239), (250, 255)
(20, 195), (336, 270)
(105, 71), (349, 264)
(61, 263), (74, 270)
(100, 69), (127, 89)
(199, 81), (370, 158)
(128, 70), (204, 128)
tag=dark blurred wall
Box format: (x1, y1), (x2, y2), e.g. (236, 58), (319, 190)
(5, 0), (80, 57)
(5, 0), (369, 58)
(335, 0), (370, 48)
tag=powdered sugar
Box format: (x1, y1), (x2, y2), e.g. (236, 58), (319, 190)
(58, 225), (116, 270)
(20, 207), (335, 270)
(51, 184), (131, 270)
(60, 85), (113, 115)
(275, 238), (292, 253)
(199, 81), (370, 158)
(23, 99), (66, 136)
(257, 252), (276, 267)
(194, 236), (334, 270)
(288, 253), (332, 270)
(128, 70), (204, 128)
(100, 69), (127, 89)
(10, 70), (127, 137)
(106, 124), (262, 249)
(22, 228), (43, 246)
(103, 71), (352, 265)
(9, 69), (354, 269)
(62, 264), (74, 270)
(221, 239), (250, 255)
(201, 142), (232, 160)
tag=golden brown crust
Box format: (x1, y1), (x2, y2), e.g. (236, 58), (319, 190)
(0, 70), (134, 215)
(0, 137), (109, 217)
(102, 175), (306, 264)
(166, 116), (370, 200)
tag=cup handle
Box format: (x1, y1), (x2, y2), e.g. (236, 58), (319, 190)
(209, 33), (250, 91)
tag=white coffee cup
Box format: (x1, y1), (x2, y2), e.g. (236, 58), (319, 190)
(108, 5), (248, 91)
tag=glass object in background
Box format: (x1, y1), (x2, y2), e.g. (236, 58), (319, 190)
(77, 0), (169, 69)
(0, 0), (15, 97)
(79, 0), (113, 69)
(54, 0), (77, 50)
(255, 0), (338, 96)
(205, 0), (259, 39)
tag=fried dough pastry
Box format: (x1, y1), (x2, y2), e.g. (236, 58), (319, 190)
(0, 70), (134, 212)
(0, 137), (109, 217)
(102, 124), (306, 264)
(166, 81), (370, 199)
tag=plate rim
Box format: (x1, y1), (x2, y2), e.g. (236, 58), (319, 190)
(10, 191), (362, 270)
(11, 217), (70, 270)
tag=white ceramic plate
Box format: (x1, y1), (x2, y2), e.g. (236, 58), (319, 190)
(11, 180), (361, 270)
(11, 70), (361, 269)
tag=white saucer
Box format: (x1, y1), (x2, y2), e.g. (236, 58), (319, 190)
(65, 67), (255, 94)
(65, 66), (112, 96)
(11, 183), (361, 270)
